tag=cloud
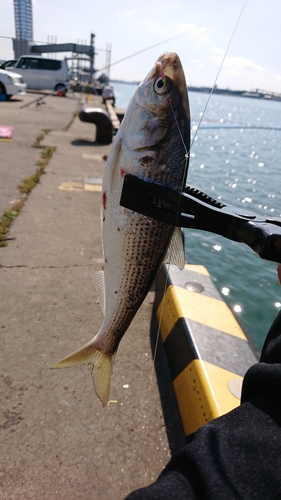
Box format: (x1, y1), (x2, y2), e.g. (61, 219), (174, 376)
(211, 49), (265, 82)
(123, 10), (139, 17)
(141, 20), (172, 35)
(176, 23), (210, 44)
(211, 46), (225, 55)
(207, 53), (280, 91)
(211, 54), (264, 73)
(191, 59), (205, 69)
(223, 57), (264, 71)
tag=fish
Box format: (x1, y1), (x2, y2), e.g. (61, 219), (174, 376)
(51, 51), (190, 406)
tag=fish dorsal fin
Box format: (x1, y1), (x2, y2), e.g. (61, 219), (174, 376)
(164, 227), (185, 270)
(93, 270), (106, 315)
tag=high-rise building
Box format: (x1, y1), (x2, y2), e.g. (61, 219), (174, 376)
(14, 0), (33, 41)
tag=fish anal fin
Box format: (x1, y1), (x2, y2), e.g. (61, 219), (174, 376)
(93, 270), (106, 315)
(51, 340), (116, 407)
(164, 227), (185, 270)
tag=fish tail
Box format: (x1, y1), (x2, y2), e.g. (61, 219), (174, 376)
(50, 340), (115, 407)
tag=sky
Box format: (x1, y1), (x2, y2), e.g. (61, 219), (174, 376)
(1, 0), (281, 93)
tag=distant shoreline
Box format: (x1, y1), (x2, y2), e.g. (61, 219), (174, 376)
(110, 79), (281, 102)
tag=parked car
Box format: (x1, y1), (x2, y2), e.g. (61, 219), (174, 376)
(0, 60), (17, 69)
(0, 68), (27, 99)
(11, 55), (70, 95)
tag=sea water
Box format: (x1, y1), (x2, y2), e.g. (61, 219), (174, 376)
(111, 81), (281, 352)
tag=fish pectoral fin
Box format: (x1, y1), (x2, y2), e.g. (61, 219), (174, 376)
(50, 341), (115, 407)
(164, 227), (185, 270)
(104, 135), (122, 192)
(93, 270), (106, 315)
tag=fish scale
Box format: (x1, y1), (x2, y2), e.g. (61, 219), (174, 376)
(51, 51), (190, 407)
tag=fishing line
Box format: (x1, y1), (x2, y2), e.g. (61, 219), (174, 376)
(150, 261), (170, 370)
(197, 125), (281, 131)
(97, 32), (190, 74)
(148, 95), (190, 380)
(149, 0), (248, 390)
(166, 0), (249, 231)
(146, 3), (248, 482)
(148, 117), (189, 398)
(170, 101), (190, 161)
(190, 0), (248, 150)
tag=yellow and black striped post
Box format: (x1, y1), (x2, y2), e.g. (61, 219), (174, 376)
(154, 263), (258, 436)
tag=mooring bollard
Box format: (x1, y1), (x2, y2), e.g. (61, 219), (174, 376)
(79, 107), (113, 144)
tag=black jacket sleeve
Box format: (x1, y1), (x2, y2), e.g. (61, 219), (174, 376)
(125, 310), (281, 500)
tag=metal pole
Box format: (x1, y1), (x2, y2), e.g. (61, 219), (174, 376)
(107, 43), (111, 83)
(89, 33), (95, 84)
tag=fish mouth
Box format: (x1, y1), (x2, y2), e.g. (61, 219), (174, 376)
(152, 52), (182, 80)
(150, 52), (190, 118)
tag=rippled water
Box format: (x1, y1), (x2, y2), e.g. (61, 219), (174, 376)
(112, 81), (281, 352)
(187, 93), (281, 351)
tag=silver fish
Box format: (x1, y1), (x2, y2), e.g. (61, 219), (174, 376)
(51, 52), (190, 406)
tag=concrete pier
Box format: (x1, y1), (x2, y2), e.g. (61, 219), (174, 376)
(0, 90), (258, 499)
(0, 91), (185, 500)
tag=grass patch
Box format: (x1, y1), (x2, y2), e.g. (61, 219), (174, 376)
(63, 111), (78, 131)
(0, 207), (22, 247)
(0, 136), (56, 245)
(32, 129), (53, 148)
(18, 173), (41, 195)
(18, 146), (56, 195)
(33, 133), (45, 148)
(0, 196), (26, 246)
(0, 109), (81, 246)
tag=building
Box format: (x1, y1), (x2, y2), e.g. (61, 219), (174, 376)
(13, 0), (33, 58)
(14, 0), (33, 40)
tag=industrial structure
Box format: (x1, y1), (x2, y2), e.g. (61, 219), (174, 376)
(11, 0), (111, 83)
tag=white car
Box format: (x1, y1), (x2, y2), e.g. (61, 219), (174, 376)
(0, 68), (27, 100)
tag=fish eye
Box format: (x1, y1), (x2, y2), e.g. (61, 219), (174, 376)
(154, 76), (169, 95)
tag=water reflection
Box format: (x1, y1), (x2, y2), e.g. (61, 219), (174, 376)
(186, 91), (281, 350)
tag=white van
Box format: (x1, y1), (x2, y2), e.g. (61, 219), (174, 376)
(11, 55), (69, 94)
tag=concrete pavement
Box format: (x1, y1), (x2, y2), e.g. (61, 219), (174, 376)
(0, 92), (185, 499)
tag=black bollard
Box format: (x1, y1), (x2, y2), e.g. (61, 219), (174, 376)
(79, 107), (113, 144)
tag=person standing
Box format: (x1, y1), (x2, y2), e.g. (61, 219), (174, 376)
(102, 84), (115, 107)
